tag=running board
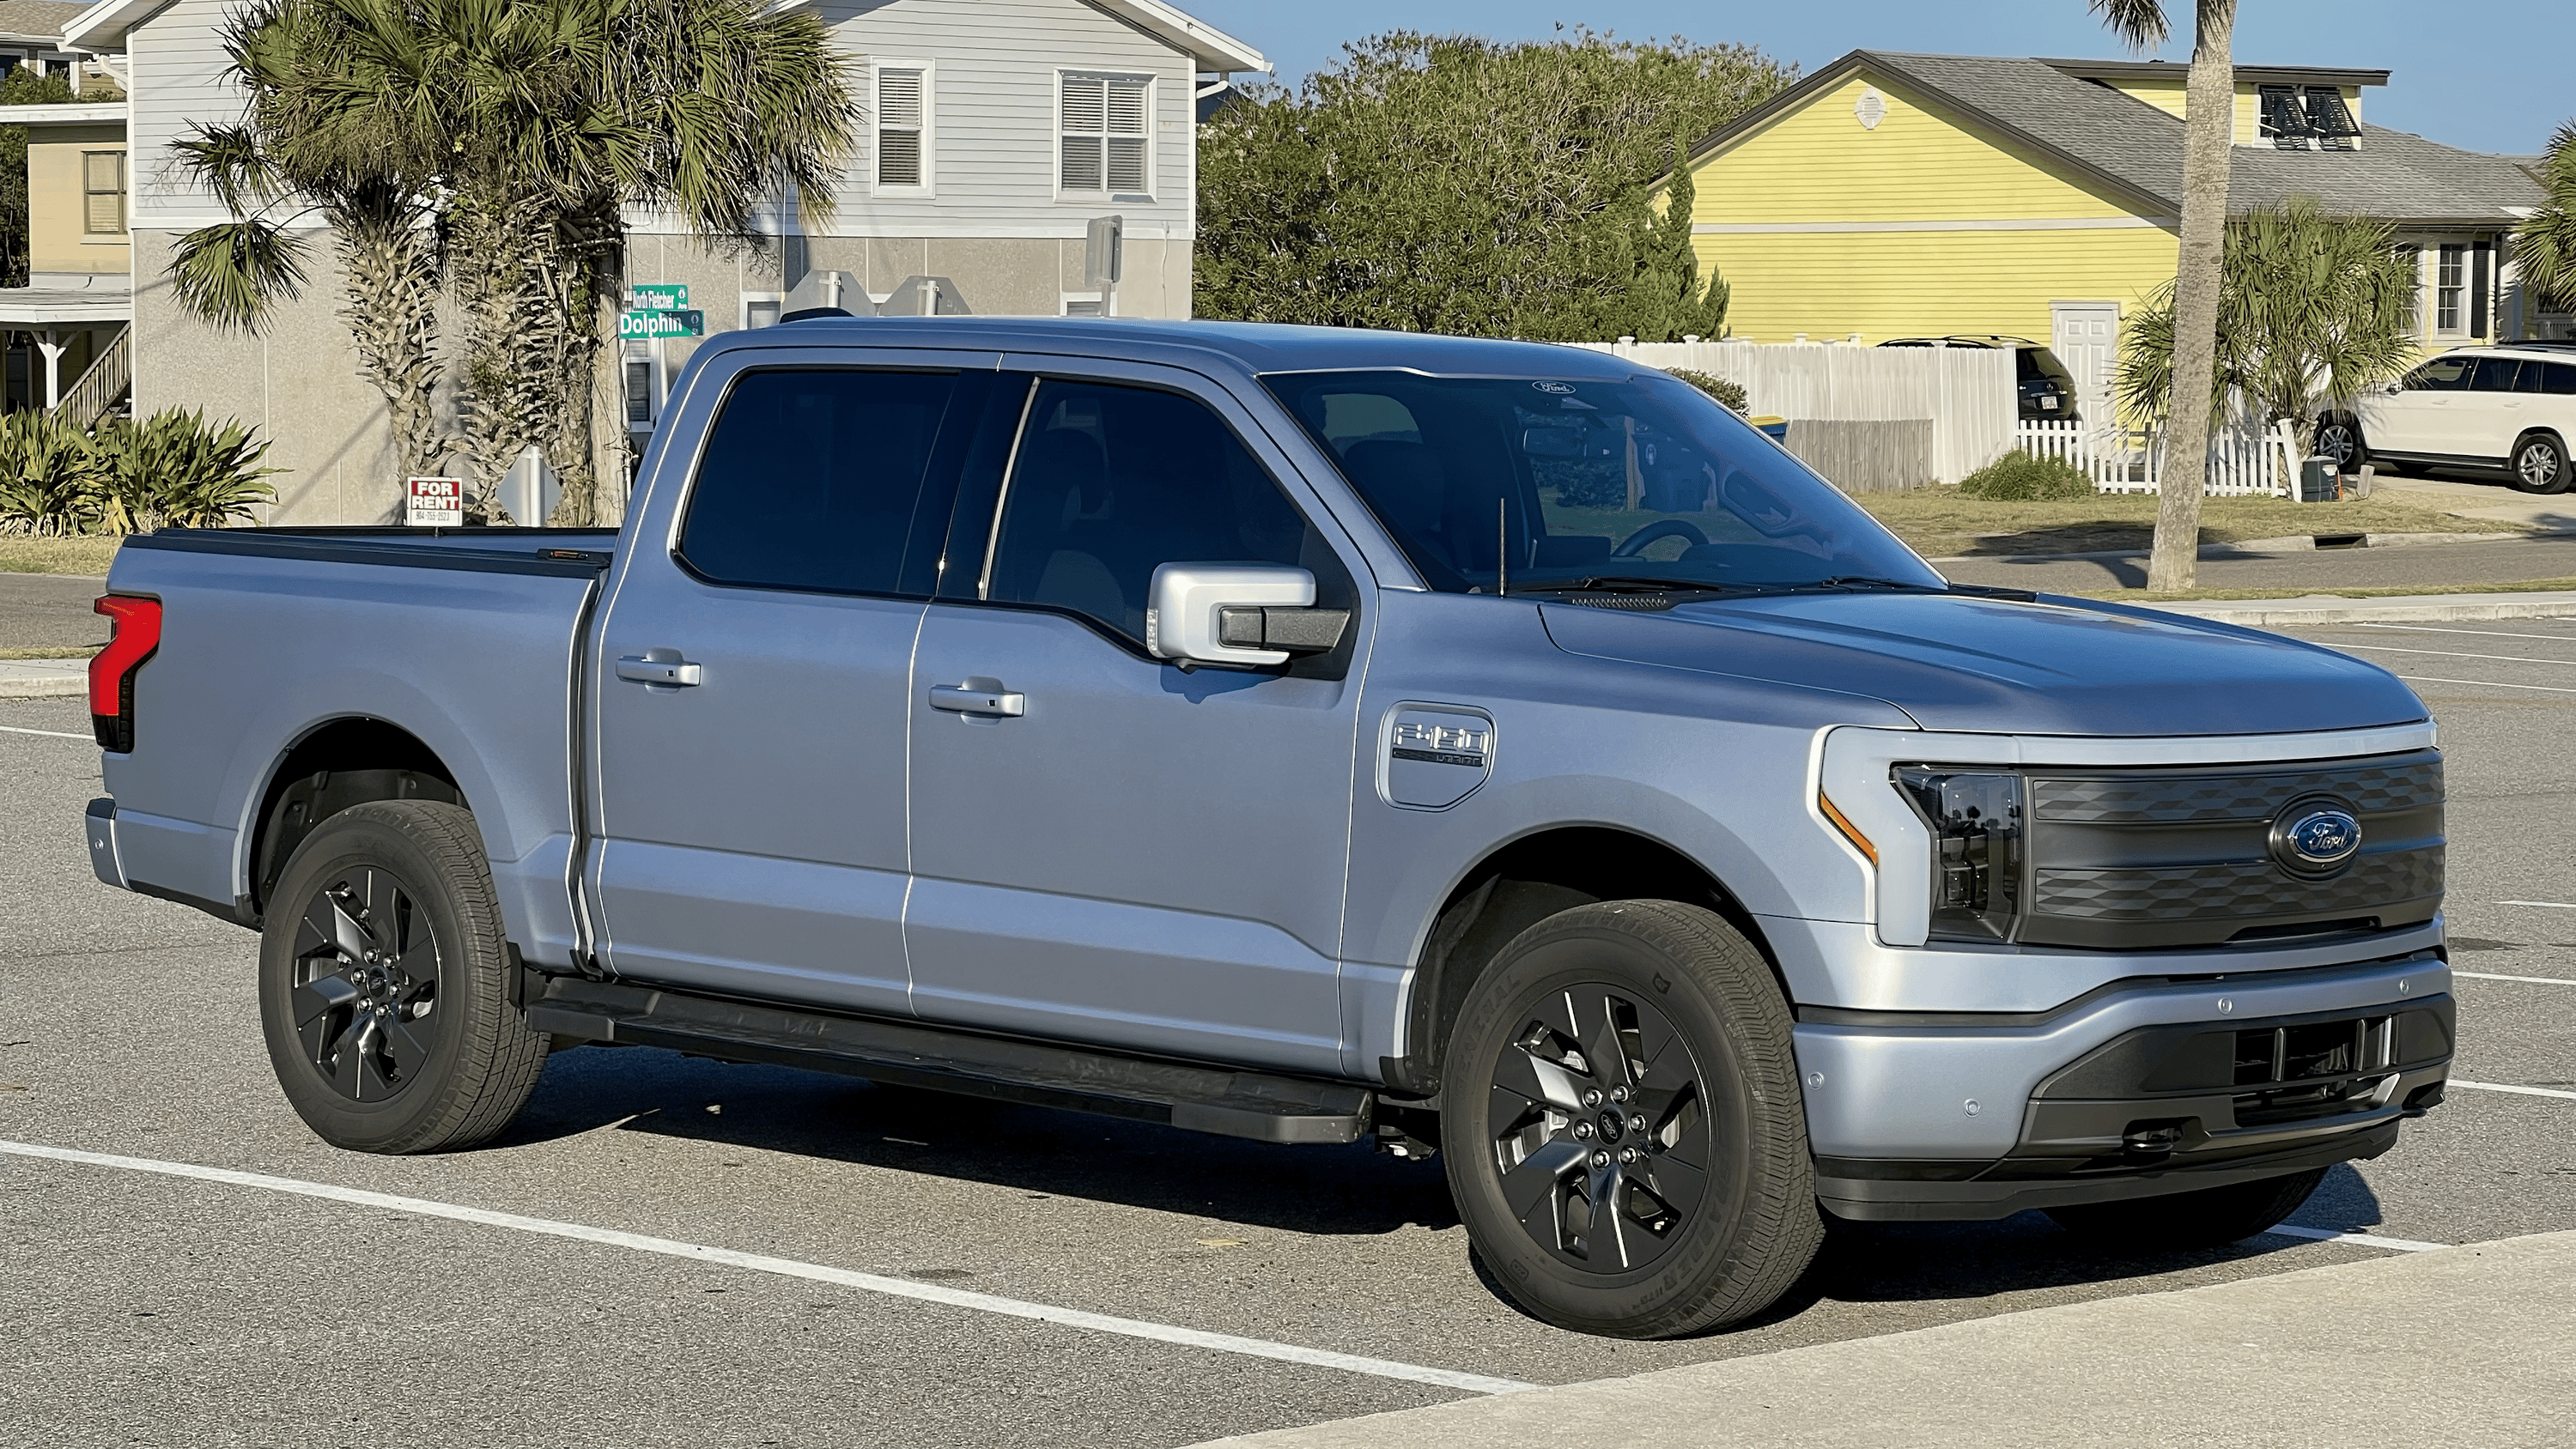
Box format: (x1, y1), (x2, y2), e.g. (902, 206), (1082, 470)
(524, 976), (1371, 1146)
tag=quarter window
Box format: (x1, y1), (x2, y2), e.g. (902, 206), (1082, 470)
(2522, 361), (2576, 396)
(980, 379), (1330, 647)
(82, 150), (125, 234)
(679, 369), (970, 597)
(1061, 74), (1150, 195)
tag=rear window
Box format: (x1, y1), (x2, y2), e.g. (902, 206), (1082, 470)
(2470, 356), (2524, 392)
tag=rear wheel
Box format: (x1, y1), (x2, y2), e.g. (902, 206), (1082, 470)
(2045, 1167), (2328, 1252)
(258, 800), (548, 1154)
(2511, 432), (2570, 494)
(2314, 415), (2366, 472)
(1442, 900), (1821, 1338)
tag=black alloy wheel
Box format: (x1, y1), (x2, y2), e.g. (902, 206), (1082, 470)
(1486, 984), (1709, 1275)
(1443, 900), (1821, 1339)
(2512, 433), (2570, 494)
(2315, 415), (2366, 472)
(258, 800), (548, 1154)
(288, 866), (443, 1101)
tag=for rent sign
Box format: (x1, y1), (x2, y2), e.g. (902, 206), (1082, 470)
(405, 476), (465, 527)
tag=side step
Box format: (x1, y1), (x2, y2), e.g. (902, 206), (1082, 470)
(524, 975), (1371, 1146)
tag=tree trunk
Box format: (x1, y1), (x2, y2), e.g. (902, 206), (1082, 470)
(331, 194), (447, 481)
(2146, 0), (2236, 593)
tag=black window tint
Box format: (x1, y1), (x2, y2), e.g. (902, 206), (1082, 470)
(985, 379), (1325, 646)
(2469, 356), (2524, 392)
(2543, 362), (2576, 396)
(679, 369), (962, 594)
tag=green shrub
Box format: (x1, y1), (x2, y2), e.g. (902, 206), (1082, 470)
(1667, 367), (1749, 414)
(0, 407), (278, 535)
(0, 409), (109, 536)
(1957, 448), (2097, 501)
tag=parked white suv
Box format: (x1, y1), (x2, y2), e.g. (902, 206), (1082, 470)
(2318, 343), (2576, 493)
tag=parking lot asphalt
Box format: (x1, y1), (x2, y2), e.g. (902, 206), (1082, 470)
(0, 573), (109, 652)
(3, 618), (2573, 1446)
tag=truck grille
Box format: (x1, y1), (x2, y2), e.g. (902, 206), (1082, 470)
(2019, 750), (2442, 950)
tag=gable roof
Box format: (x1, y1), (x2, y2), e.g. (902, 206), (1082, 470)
(0, 0), (87, 42)
(1691, 49), (2541, 228)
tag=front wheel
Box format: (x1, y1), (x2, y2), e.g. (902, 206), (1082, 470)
(1441, 900), (1822, 1338)
(2314, 415), (2366, 472)
(258, 800), (548, 1154)
(2511, 433), (2571, 494)
(2045, 1167), (2328, 1252)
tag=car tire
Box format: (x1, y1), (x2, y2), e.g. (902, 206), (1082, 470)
(258, 799), (549, 1154)
(2314, 415), (2367, 472)
(2510, 432), (2571, 494)
(1441, 900), (1822, 1338)
(2044, 1167), (2328, 1252)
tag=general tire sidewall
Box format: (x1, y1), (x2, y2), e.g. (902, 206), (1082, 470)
(1443, 906), (1807, 1331)
(258, 806), (500, 1152)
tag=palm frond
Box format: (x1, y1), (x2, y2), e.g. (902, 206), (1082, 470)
(2089, 0), (2170, 50)
(169, 220), (312, 331)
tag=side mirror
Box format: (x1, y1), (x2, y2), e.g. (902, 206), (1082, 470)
(1146, 564), (1348, 668)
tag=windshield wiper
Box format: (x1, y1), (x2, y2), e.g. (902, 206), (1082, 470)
(1540, 575), (1752, 594)
(1809, 576), (1942, 591)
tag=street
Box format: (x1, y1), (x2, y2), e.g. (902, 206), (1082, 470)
(2, 618), (2572, 1447)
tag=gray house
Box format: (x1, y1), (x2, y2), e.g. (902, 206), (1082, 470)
(61, 0), (1265, 524)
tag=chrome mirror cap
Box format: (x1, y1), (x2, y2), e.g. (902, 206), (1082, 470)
(1146, 564), (1315, 667)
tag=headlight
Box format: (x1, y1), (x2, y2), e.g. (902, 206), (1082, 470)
(1895, 767), (2023, 943)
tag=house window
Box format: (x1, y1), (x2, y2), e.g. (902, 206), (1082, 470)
(82, 151), (125, 234)
(2256, 86), (2360, 150)
(2436, 245), (2466, 333)
(877, 66), (926, 188)
(2302, 88), (2359, 150)
(1061, 73), (1149, 196)
(2257, 87), (2307, 148)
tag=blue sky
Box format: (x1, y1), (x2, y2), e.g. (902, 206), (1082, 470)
(1182, 0), (2572, 157)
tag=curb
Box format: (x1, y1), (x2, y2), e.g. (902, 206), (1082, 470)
(0, 660), (85, 700)
(2141, 589), (2576, 627)
(1929, 529), (2555, 567)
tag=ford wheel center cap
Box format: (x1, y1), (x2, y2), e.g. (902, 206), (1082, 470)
(2274, 801), (2364, 873)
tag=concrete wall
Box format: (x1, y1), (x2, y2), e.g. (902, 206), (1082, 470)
(27, 125), (126, 277)
(131, 229), (409, 526)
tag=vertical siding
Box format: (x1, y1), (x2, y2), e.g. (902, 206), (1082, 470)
(128, 0), (246, 224)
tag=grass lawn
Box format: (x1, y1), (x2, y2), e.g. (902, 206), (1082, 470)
(0, 646), (99, 659)
(1856, 487), (2518, 560)
(0, 536), (124, 575)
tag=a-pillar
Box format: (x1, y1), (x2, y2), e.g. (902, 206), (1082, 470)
(33, 330), (64, 409)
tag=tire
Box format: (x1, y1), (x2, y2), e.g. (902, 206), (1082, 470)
(1441, 900), (1822, 1338)
(2045, 1167), (2328, 1252)
(2511, 432), (2571, 494)
(2314, 415), (2366, 472)
(258, 800), (548, 1154)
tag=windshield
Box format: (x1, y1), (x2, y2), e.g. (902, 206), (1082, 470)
(1264, 369), (1942, 595)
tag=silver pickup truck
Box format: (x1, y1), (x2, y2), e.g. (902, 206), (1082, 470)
(83, 318), (2452, 1338)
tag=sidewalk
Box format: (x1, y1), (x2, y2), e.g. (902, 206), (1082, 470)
(0, 657), (84, 699)
(2146, 588), (2576, 627)
(1188, 1229), (2576, 1449)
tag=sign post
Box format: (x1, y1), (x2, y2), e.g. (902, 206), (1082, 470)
(404, 476), (465, 527)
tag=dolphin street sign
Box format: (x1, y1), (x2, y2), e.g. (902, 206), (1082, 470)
(619, 308), (704, 340)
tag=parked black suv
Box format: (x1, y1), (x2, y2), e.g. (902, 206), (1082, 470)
(1880, 335), (2081, 421)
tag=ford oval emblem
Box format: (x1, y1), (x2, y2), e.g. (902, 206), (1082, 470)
(2272, 800), (2363, 875)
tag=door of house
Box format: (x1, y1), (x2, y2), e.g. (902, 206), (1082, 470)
(2050, 302), (2122, 424)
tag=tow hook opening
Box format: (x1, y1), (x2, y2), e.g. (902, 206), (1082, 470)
(2403, 1082), (2446, 1117)
(2119, 1118), (2196, 1160)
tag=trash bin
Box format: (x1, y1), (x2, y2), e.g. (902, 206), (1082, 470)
(1749, 415), (1789, 444)
(2299, 456), (2339, 503)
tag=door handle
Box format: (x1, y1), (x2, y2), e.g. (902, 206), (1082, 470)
(617, 656), (703, 687)
(929, 683), (1024, 717)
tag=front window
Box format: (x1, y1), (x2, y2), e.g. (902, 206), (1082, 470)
(83, 151), (125, 235)
(1060, 73), (1150, 196)
(2404, 355), (2472, 391)
(2435, 246), (2466, 333)
(876, 66), (927, 188)
(1264, 370), (1941, 597)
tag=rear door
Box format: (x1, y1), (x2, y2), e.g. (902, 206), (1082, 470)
(2457, 355), (2526, 462)
(588, 351), (998, 1015)
(901, 362), (1372, 1075)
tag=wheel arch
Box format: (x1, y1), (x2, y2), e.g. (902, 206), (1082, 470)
(244, 716), (469, 922)
(1385, 825), (1785, 1100)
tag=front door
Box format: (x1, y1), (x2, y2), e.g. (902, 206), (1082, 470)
(2049, 301), (2120, 422)
(903, 369), (1370, 1075)
(591, 359), (996, 1016)
(2368, 353), (2474, 456)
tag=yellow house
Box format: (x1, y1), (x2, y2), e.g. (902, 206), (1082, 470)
(1680, 52), (2544, 415)
(0, 97), (129, 416)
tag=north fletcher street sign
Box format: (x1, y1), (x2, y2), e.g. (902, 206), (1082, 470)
(628, 283), (688, 310)
(620, 309), (705, 340)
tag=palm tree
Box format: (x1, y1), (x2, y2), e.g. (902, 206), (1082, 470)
(2516, 123), (2576, 317)
(2117, 197), (2416, 484)
(169, 0), (859, 524)
(2093, 0), (2234, 592)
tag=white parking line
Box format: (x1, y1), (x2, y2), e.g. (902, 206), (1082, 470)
(2451, 970), (2576, 985)
(2263, 1225), (2446, 1252)
(0, 724), (89, 741)
(0, 1138), (1535, 1397)
(2497, 900), (2576, 909)
(2354, 622), (2576, 642)
(2335, 643), (2576, 667)
(2393, 675), (2576, 694)
(2450, 1080), (2576, 1102)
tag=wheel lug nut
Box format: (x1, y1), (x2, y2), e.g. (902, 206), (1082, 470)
(1589, 1150), (1611, 1168)
(1619, 1147), (1640, 1164)
(1630, 1115), (1649, 1135)
(1573, 1122), (1594, 1139)
(1583, 1089), (1603, 1107)
(1609, 1086), (1629, 1103)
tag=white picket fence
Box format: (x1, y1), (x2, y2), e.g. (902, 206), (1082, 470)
(2015, 417), (2300, 496)
(1575, 338), (2016, 485)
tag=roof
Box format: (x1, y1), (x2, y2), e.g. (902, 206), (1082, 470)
(697, 315), (1641, 379)
(0, 0), (83, 42)
(1690, 50), (2542, 228)
(0, 282), (131, 326)
(0, 101), (123, 125)
(64, 0), (1266, 73)
(2037, 58), (2390, 87)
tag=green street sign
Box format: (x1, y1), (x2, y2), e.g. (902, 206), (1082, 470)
(620, 308), (704, 340)
(629, 282), (688, 310)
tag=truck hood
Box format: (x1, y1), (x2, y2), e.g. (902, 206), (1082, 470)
(1540, 591), (2427, 737)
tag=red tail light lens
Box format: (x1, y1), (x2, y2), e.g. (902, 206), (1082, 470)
(90, 595), (162, 752)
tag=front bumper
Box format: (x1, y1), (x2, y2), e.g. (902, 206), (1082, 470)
(1793, 951), (2451, 1221)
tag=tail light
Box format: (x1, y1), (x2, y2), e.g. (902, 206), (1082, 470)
(90, 595), (161, 752)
